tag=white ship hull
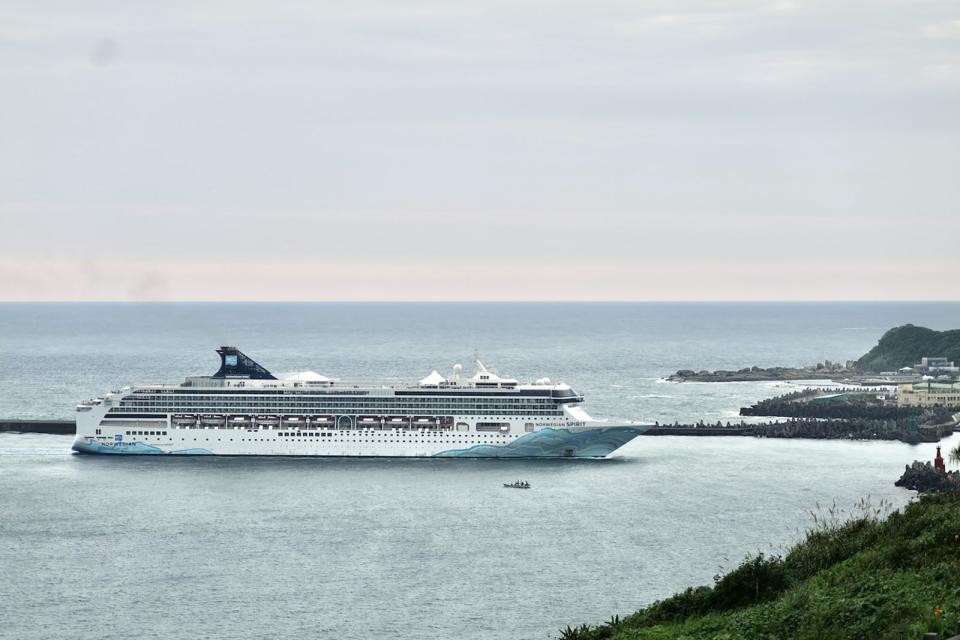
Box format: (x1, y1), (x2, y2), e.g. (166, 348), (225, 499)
(73, 410), (647, 458)
(71, 347), (649, 459)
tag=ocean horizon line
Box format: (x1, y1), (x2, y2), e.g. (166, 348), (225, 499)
(0, 299), (958, 305)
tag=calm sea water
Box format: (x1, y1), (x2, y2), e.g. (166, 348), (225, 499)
(1, 302), (958, 640)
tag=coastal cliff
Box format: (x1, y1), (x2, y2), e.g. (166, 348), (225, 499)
(857, 324), (960, 373)
(669, 323), (960, 382)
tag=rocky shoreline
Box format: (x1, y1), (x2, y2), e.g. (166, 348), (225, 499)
(895, 460), (960, 493)
(668, 363), (857, 383)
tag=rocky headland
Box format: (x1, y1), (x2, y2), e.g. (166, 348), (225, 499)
(668, 323), (960, 382)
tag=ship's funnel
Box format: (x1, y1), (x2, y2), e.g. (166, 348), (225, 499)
(212, 346), (277, 380)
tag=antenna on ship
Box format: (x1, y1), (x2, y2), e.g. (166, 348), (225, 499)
(473, 350), (488, 374)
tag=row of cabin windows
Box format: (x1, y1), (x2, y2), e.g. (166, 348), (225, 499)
(121, 408), (559, 413)
(175, 436), (515, 443)
(114, 430), (511, 439)
(169, 424), (461, 431)
(111, 424), (548, 436)
(129, 393), (554, 401)
(119, 407), (562, 417)
(239, 437), (513, 443)
(119, 398), (560, 409)
(276, 431), (509, 437)
(168, 418), (528, 425)
(129, 393), (551, 397)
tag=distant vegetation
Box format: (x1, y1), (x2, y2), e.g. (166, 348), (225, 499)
(560, 493), (960, 640)
(857, 324), (960, 373)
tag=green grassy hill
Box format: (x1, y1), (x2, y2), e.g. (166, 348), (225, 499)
(561, 493), (960, 640)
(857, 325), (960, 373)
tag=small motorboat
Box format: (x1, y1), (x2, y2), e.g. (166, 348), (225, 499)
(503, 481), (531, 489)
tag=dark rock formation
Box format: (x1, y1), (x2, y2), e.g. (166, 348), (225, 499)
(895, 460), (960, 494)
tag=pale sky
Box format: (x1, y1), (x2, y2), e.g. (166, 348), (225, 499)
(1, 0), (958, 301)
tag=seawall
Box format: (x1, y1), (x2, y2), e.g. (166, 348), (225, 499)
(0, 420), (75, 434)
(641, 427), (753, 436)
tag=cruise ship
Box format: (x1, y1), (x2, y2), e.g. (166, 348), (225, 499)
(72, 347), (649, 458)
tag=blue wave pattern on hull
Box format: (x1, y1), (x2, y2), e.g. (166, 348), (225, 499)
(433, 426), (645, 458)
(72, 439), (213, 455)
(71, 428), (644, 457)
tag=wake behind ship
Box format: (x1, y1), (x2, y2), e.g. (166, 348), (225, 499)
(73, 347), (648, 458)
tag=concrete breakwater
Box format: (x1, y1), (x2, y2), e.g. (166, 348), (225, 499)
(642, 425), (753, 436)
(738, 389), (958, 442)
(643, 420), (954, 442)
(0, 420), (75, 434)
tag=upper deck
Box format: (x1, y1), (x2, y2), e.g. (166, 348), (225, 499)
(77, 347), (585, 411)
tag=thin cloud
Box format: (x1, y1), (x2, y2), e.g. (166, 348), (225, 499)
(0, 0), (957, 300)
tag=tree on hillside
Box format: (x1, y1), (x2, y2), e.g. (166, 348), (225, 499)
(951, 444), (960, 466)
(856, 324), (960, 372)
